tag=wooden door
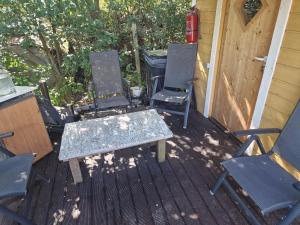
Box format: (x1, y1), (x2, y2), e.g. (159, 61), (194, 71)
(212, 0), (280, 131)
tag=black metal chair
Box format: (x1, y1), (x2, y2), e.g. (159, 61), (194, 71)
(0, 132), (35, 225)
(89, 50), (131, 115)
(211, 101), (300, 225)
(150, 43), (198, 129)
(37, 96), (79, 133)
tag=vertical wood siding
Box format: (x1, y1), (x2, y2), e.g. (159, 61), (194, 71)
(259, 0), (300, 179)
(194, 0), (217, 112)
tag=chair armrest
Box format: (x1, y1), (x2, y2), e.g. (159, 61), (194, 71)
(66, 104), (75, 116)
(150, 75), (164, 81)
(88, 81), (94, 92)
(0, 146), (15, 158)
(0, 132), (15, 157)
(0, 132), (14, 140)
(293, 182), (300, 192)
(122, 78), (132, 103)
(233, 134), (270, 157)
(186, 78), (199, 85)
(232, 128), (281, 137)
(122, 78), (130, 87)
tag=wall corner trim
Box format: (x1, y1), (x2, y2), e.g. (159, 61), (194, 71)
(250, 0), (293, 129)
(203, 0), (225, 117)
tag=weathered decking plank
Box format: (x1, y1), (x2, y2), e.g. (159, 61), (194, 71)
(156, 158), (200, 225)
(2, 110), (296, 225)
(90, 155), (107, 225)
(61, 168), (79, 225)
(77, 160), (92, 225)
(186, 117), (268, 225)
(123, 148), (155, 225)
(33, 151), (59, 225)
(133, 148), (168, 225)
(142, 148), (186, 225)
(165, 149), (218, 225)
(103, 152), (122, 225)
(114, 150), (137, 225)
(46, 162), (68, 225)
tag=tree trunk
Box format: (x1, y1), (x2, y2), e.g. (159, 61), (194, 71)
(38, 31), (62, 82)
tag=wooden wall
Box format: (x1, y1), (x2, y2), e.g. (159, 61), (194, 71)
(194, 0), (217, 113)
(259, 0), (300, 179)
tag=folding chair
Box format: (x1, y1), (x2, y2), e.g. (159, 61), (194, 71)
(211, 101), (300, 225)
(150, 43), (198, 128)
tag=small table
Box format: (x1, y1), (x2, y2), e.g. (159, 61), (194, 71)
(59, 109), (173, 184)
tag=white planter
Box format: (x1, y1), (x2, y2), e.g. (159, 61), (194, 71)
(0, 69), (15, 96)
(130, 86), (143, 98)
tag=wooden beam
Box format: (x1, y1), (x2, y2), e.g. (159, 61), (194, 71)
(250, 0), (294, 129)
(203, 0), (226, 117)
(131, 22), (142, 86)
(69, 158), (83, 184)
(157, 140), (166, 163)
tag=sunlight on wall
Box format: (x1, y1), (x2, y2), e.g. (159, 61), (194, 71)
(258, 0), (300, 180)
(194, 0), (217, 113)
(194, 51), (209, 112)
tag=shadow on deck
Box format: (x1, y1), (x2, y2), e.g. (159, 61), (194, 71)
(1, 110), (298, 225)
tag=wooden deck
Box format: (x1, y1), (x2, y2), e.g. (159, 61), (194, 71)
(1, 110), (299, 225)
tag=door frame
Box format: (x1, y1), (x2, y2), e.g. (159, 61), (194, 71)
(203, 0), (293, 130)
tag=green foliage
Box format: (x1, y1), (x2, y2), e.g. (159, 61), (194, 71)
(123, 63), (143, 87)
(49, 77), (84, 106)
(105, 0), (190, 49)
(0, 51), (51, 86)
(0, 0), (190, 106)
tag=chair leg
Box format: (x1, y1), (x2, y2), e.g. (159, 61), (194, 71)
(35, 173), (50, 183)
(210, 171), (228, 195)
(183, 98), (191, 129)
(223, 180), (261, 225)
(0, 205), (35, 225)
(278, 202), (300, 225)
(150, 99), (155, 108)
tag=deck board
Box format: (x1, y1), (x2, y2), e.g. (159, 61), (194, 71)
(90, 155), (106, 225)
(142, 149), (187, 225)
(125, 149), (155, 225)
(1, 110), (299, 225)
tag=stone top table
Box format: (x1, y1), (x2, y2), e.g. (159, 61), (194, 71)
(59, 109), (173, 183)
(0, 86), (37, 106)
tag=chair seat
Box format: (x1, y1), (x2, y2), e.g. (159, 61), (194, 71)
(222, 154), (300, 215)
(151, 89), (188, 104)
(0, 154), (33, 199)
(96, 95), (129, 110)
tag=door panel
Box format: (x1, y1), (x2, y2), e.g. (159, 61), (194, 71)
(212, 0), (280, 131)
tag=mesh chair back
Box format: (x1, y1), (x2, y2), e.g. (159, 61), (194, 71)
(272, 101), (300, 171)
(164, 43), (198, 89)
(90, 50), (124, 97)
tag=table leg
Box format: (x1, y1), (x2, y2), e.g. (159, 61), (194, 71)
(157, 140), (166, 162)
(69, 158), (83, 184)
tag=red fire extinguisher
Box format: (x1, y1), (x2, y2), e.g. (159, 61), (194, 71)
(186, 7), (198, 43)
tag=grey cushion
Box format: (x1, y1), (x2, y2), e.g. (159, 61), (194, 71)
(164, 43), (197, 89)
(90, 51), (124, 97)
(96, 95), (129, 110)
(151, 89), (188, 104)
(222, 154), (300, 214)
(272, 101), (300, 171)
(0, 154), (33, 199)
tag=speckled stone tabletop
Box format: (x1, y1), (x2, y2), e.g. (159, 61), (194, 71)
(59, 109), (173, 161)
(0, 86), (37, 104)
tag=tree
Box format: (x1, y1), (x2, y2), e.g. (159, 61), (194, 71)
(0, 0), (115, 85)
(0, 0), (190, 105)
